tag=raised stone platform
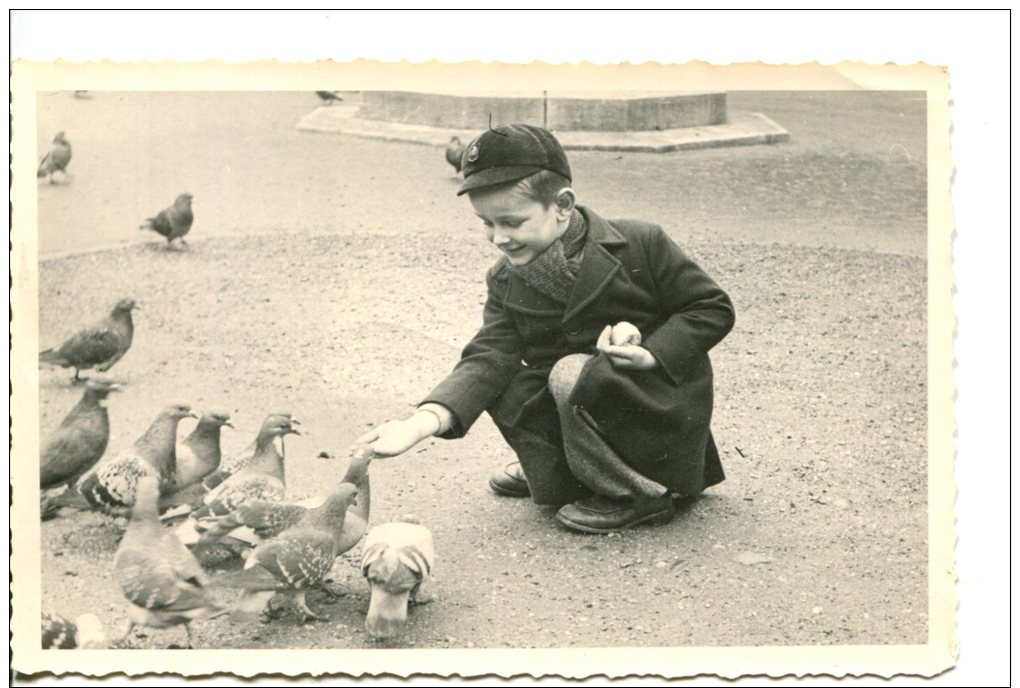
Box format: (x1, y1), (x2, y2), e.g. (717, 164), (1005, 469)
(298, 91), (789, 153)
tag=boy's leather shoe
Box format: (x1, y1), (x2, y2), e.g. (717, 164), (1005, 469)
(555, 494), (674, 533)
(489, 462), (531, 497)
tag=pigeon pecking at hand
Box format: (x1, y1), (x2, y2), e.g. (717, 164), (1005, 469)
(140, 193), (194, 248)
(37, 131), (72, 184)
(40, 298), (137, 382)
(445, 136), (465, 175)
(360, 518), (436, 639)
(41, 611), (106, 649)
(113, 476), (226, 648)
(211, 482), (359, 624)
(78, 402), (196, 512)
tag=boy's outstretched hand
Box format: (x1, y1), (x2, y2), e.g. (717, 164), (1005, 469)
(353, 411), (442, 458)
(596, 325), (659, 370)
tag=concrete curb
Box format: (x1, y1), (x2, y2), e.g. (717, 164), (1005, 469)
(297, 106), (789, 153)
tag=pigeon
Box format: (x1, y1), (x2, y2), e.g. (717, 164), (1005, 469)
(113, 476), (226, 648)
(192, 446), (371, 553)
(160, 412), (300, 520)
(445, 136), (465, 174)
(211, 483), (358, 624)
(200, 411), (300, 492)
(41, 611), (106, 649)
(78, 403), (196, 511)
(360, 518), (436, 639)
(140, 193), (194, 248)
(41, 377), (121, 492)
(40, 298), (137, 382)
(37, 131), (72, 184)
(171, 409), (233, 492)
(315, 91), (344, 105)
(188, 415), (298, 520)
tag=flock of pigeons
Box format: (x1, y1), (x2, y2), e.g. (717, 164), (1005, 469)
(36, 99), (439, 649)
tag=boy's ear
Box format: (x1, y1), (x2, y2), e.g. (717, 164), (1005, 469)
(555, 188), (576, 219)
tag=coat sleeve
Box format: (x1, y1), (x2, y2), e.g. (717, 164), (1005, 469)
(419, 262), (524, 438)
(640, 225), (735, 384)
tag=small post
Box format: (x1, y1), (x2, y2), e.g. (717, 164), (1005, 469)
(543, 90), (548, 128)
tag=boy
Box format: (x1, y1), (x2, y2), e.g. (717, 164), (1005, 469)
(355, 124), (734, 533)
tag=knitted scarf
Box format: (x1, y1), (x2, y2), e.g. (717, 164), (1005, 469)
(512, 209), (588, 305)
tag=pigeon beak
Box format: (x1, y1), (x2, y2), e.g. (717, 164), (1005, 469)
(290, 418), (302, 425)
(187, 411), (198, 419)
(288, 428), (301, 436)
(223, 421), (235, 429)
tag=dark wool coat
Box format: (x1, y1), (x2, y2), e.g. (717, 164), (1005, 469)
(422, 206), (735, 498)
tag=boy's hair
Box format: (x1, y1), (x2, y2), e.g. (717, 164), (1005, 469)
(514, 170), (572, 208)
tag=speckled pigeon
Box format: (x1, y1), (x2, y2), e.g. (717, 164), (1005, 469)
(140, 193), (194, 247)
(445, 136), (464, 174)
(40, 298), (137, 382)
(78, 402), (196, 511)
(41, 611), (106, 649)
(192, 446), (371, 553)
(360, 518), (436, 639)
(113, 476), (226, 648)
(37, 131), (72, 184)
(211, 483), (358, 624)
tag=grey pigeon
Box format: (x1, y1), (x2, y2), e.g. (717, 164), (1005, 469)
(37, 131), (72, 184)
(315, 91), (344, 105)
(189, 416), (299, 520)
(140, 193), (194, 248)
(211, 483), (358, 623)
(41, 611), (106, 649)
(204, 411), (300, 490)
(445, 136), (465, 174)
(192, 446), (370, 554)
(160, 412), (300, 518)
(41, 377), (121, 491)
(172, 409), (233, 492)
(114, 476), (226, 648)
(78, 402), (196, 511)
(360, 518), (436, 639)
(40, 298), (137, 382)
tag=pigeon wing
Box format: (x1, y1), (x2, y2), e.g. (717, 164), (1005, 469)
(254, 531), (336, 590)
(41, 423), (108, 489)
(56, 326), (122, 369)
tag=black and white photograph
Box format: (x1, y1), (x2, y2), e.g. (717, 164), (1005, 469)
(11, 11), (1007, 685)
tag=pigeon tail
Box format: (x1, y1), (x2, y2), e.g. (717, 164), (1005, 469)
(39, 349), (70, 366)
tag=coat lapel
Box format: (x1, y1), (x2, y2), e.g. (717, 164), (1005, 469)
(562, 207), (628, 323)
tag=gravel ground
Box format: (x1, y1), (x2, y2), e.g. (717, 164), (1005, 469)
(30, 91), (928, 650)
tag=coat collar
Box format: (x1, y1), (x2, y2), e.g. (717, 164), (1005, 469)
(503, 206), (627, 320)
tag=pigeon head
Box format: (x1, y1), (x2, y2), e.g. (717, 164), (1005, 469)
(316, 483), (359, 521)
(259, 414), (301, 438)
(197, 408), (233, 429)
(344, 445), (375, 482)
(268, 410), (300, 425)
(54, 131), (67, 143)
(175, 193), (194, 208)
(164, 403), (198, 421)
(450, 136), (461, 144)
(84, 376), (122, 396)
(113, 298), (138, 312)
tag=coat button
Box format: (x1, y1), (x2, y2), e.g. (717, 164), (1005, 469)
(567, 326), (581, 336)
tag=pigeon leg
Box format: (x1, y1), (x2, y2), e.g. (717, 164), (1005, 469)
(184, 624), (195, 649)
(294, 590), (328, 624)
(114, 619), (136, 647)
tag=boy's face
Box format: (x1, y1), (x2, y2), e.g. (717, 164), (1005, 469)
(468, 184), (567, 267)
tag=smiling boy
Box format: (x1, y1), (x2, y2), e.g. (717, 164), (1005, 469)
(356, 124), (735, 533)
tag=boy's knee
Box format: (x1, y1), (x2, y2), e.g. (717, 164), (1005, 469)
(548, 353), (592, 403)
